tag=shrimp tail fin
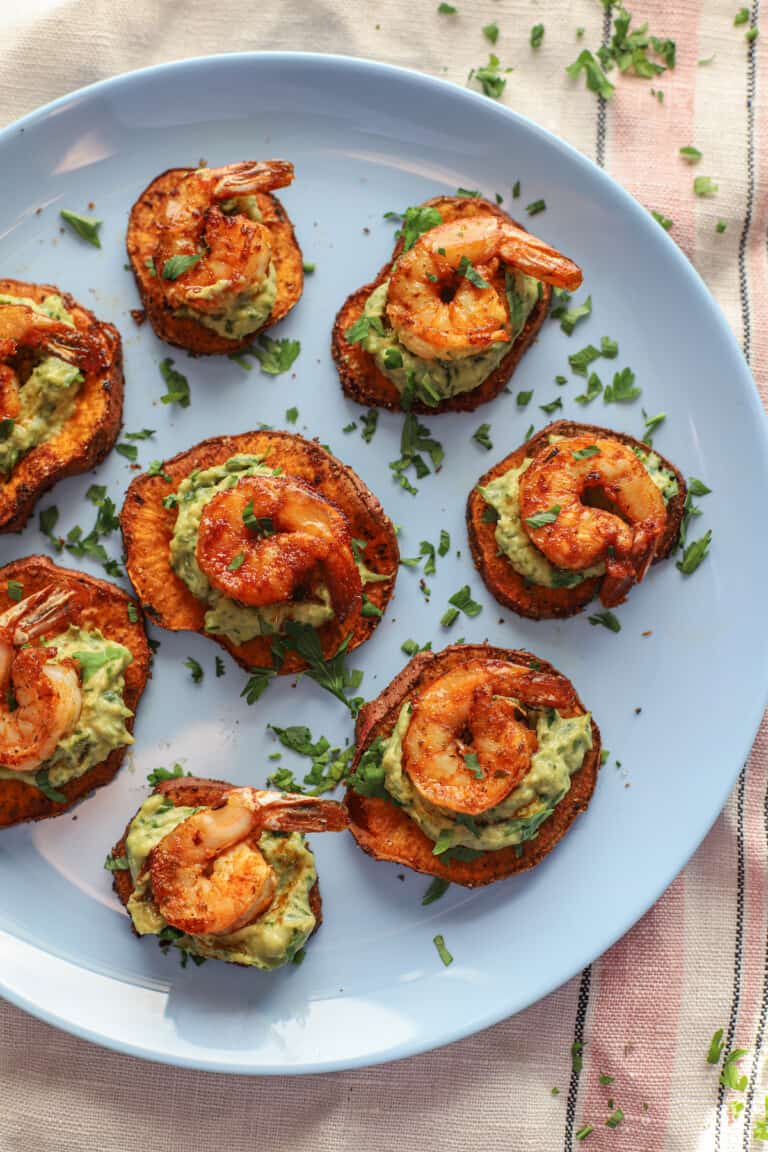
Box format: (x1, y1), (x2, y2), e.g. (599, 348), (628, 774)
(211, 160), (295, 199)
(2, 585), (77, 645)
(253, 791), (350, 833)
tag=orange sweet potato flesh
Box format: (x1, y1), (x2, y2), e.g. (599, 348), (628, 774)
(127, 168), (303, 355)
(120, 431), (399, 673)
(0, 279), (123, 533)
(345, 644), (601, 887)
(466, 420), (687, 621)
(109, 777), (322, 932)
(331, 195), (552, 414)
(0, 556), (150, 828)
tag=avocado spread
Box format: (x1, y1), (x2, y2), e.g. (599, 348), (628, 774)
(0, 294), (83, 476)
(358, 270), (540, 405)
(479, 442), (678, 589)
(172, 196), (277, 341)
(169, 453), (381, 644)
(0, 626), (133, 791)
(374, 700), (591, 854)
(125, 793), (317, 969)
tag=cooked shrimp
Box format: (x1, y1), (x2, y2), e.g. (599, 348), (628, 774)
(403, 660), (575, 815)
(149, 788), (347, 936)
(195, 474), (362, 623)
(0, 586), (82, 773)
(386, 215), (583, 360)
(0, 364), (20, 421)
(156, 160), (294, 314)
(0, 303), (105, 376)
(518, 435), (667, 607)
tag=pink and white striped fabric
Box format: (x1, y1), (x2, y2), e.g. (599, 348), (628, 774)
(0, 2), (766, 1149)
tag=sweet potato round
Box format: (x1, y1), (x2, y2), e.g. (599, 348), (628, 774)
(120, 431), (399, 673)
(466, 420), (687, 621)
(0, 555), (150, 828)
(345, 644), (601, 887)
(0, 279), (123, 533)
(127, 167), (303, 355)
(331, 195), (552, 414)
(109, 776), (323, 936)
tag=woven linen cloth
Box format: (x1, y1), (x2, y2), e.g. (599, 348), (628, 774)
(0, 2), (766, 1148)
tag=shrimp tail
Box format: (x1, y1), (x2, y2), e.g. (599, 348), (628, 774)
(1, 585), (76, 645)
(499, 227), (583, 291)
(211, 160), (295, 199)
(248, 790), (349, 833)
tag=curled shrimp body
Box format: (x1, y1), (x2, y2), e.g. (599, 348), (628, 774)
(0, 586), (82, 773)
(156, 161), (294, 316)
(195, 474), (362, 622)
(0, 303), (106, 379)
(403, 660), (575, 816)
(149, 788), (347, 936)
(518, 435), (667, 607)
(386, 215), (582, 361)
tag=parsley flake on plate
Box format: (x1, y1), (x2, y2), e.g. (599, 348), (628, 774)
(422, 877), (450, 905)
(472, 423), (493, 450)
(433, 934), (454, 966)
(60, 209), (102, 248)
(469, 54), (511, 99)
(159, 358), (191, 408)
(184, 657), (204, 683)
(588, 610), (621, 632)
(250, 336), (301, 375)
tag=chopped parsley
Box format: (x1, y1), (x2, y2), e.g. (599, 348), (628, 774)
(571, 1041), (584, 1073)
(346, 314), (384, 345)
(517, 390), (533, 407)
(215, 656), (226, 678)
(652, 209), (673, 231)
(483, 21), (499, 43)
(512, 180), (521, 198)
(566, 50), (615, 100)
(184, 657), (204, 683)
(390, 413), (444, 495)
(745, 26), (759, 42)
(285, 406), (299, 424)
(601, 336), (619, 358)
(274, 623), (363, 715)
(60, 209), (102, 248)
(574, 1125), (593, 1141)
(604, 366), (641, 403)
(438, 2), (457, 12)
(707, 1028), (725, 1064)
(588, 610), (621, 632)
(540, 397), (563, 415)
(679, 145), (702, 163)
(116, 442), (138, 462)
(526, 199), (547, 216)
(441, 585), (482, 628)
(104, 854), (129, 871)
(422, 877), (451, 905)
(250, 336), (301, 375)
(472, 423), (493, 450)
(266, 725), (354, 796)
(161, 253), (202, 280)
(72, 646), (129, 682)
(6, 580), (23, 602)
(734, 7), (749, 22)
(227, 552), (246, 571)
(693, 176), (718, 197)
(531, 23), (545, 48)
(159, 358), (191, 408)
(716, 219), (727, 233)
(676, 529), (712, 575)
(559, 294), (592, 336)
(361, 410), (378, 443)
(469, 54), (511, 99)
(605, 1108), (624, 1129)
(458, 256), (490, 289)
(242, 501), (274, 537)
(383, 347), (403, 370)
(572, 445), (601, 460)
(384, 204), (443, 252)
(126, 603), (139, 623)
(569, 344), (602, 376)
(147, 460), (172, 482)
(599, 1072), (615, 1085)
(35, 769), (66, 803)
(241, 667), (275, 704)
(525, 505), (561, 528)
(719, 1048), (749, 1092)
(642, 409), (666, 442)
(433, 934), (454, 967)
(464, 751), (483, 779)
(302, 260), (315, 273)
(0, 417), (14, 440)
(123, 428), (155, 441)
(575, 372), (603, 404)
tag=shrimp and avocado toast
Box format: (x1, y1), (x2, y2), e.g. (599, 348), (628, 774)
(0, 556), (149, 828)
(0, 279), (123, 533)
(467, 420), (686, 621)
(346, 644), (601, 886)
(127, 161), (303, 355)
(108, 777), (348, 969)
(332, 195), (582, 414)
(120, 431), (399, 674)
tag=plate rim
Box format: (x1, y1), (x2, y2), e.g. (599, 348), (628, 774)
(1, 48), (767, 1075)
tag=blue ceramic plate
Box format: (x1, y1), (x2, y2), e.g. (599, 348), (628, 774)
(0, 53), (766, 1074)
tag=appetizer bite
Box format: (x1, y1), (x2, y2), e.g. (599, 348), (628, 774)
(467, 421), (686, 620)
(332, 195), (582, 413)
(0, 280), (123, 532)
(127, 161), (303, 354)
(109, 777), (348, 969)
(120, 432), (398, 672)
(0, 556), (149, 827)
(346, 644), (600, 886)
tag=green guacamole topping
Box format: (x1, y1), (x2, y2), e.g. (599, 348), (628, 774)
(125, 793), (317, 969)
(0, 626), (133, 791)
(479, 444), (678, 590)
(358, 271), (540, 404)
(0, 294), (83, 477)
(172, 195), (277, 341)
(376, 701), (592, 854)
(169, 453), (382, 645)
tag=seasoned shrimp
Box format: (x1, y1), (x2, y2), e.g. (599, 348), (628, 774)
(156, 160), (294, 315)
(403, 660), (574, 815)
(0, 364), (20, 421)
(195, 474), (362, 622)
(386, 215), (583, 361)
(0, 586), (82, 773)
(518, 435), (667, 607)
(0, 303), (105, 376)
(149, 788), (347, 936)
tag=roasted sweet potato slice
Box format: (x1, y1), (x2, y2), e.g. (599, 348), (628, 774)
(466, 420), (687, 621)
(120, 431), (399, 673)
(331, 195), (553, 414)
(0, 556), (150, 828)
(127, 167), (303, 355)
(346, 644), (600, 886)
(110, 777), (323, 934)
(0, 279), (123, 533)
